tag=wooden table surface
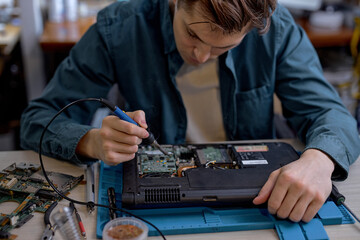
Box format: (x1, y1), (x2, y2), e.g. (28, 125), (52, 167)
(0, 140), (359, 239)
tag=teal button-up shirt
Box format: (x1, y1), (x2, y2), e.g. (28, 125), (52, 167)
(20, 0), (360, 180)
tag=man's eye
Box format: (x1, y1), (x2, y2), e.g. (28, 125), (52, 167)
(186, 29), (197, 39)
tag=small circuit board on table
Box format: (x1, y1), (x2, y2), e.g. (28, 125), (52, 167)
(0, 162), (83, 239)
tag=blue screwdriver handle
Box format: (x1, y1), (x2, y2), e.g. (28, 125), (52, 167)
(113, 106), (139, 126)
(100, 98), (139, 126)
(99, 98), (158, 148)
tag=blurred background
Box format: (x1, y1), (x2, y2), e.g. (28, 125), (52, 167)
(0, 0), (359, 151)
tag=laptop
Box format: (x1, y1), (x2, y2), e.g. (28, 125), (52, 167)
(121, 142), (299, 208)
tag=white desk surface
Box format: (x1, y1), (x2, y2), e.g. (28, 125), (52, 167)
(0, 139), (359, 239)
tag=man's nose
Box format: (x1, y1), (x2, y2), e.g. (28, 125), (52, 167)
(194, 45), (211, 64)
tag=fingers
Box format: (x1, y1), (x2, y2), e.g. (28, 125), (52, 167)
(102, 151), (136, 166)
(99, 134), (139, 166)
(267, 171), (301, 215)
(253, 169), (281, 205)
(258, 150), (334, 222)
(302, 200), (323, 222)
(287, 195), (312, 222)
(100, 126), (143, 146)
(283, 193), (325, 222)
(101, 138), (138, 165)
(269, 184), (328, 222)
(272, 180), (305, 219)
(266, 171), (323, 222)
(103, 115), (149, 139)
(130, 110), (148, 129)
(98, 111), (151, 165)
(102, 139), (139, 154)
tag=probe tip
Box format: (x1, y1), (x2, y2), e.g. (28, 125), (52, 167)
(152, 141), (169, 155)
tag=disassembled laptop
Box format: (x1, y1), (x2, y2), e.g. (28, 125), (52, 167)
(122, 142), (299, 208)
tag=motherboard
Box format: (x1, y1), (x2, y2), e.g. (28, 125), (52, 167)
(0, 162), (83, 239)
(136, 144), (269, 178)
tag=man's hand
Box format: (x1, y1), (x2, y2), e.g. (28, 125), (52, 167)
(76, 110), (149, 165)
(253, 149), (334, 222)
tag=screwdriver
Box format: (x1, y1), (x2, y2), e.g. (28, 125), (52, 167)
(107, 187), (117, 220)
(330, 184), (360, 223)
(70, 202), (87, 239)
(100, 98), (169, 155)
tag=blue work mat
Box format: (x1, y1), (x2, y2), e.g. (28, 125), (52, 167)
(96, 162), (354, 239)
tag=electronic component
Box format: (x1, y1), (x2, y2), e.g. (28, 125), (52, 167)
(197, 147), (234, 169)
(138, 154), (177, 175)
(137, 145), (197, 177)
(136, 144), (241, 178)
(0, 162), (84, 236)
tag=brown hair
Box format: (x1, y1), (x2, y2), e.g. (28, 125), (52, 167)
(177, 0), (277, 35)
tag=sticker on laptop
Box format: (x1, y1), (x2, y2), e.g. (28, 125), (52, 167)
(235, 145), (269, 152)
(241, 160), (269, 165)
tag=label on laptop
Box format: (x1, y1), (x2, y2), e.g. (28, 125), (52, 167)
(242, 160), (268, 165)
(235, 145), (269, 152)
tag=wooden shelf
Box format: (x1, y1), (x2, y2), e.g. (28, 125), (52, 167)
(39, 16), (96, 52)
(39, 16), (354, 51)
(296, 18), (354, 48)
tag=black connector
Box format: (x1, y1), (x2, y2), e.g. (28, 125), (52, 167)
(330, 184), (345, 206)
(99, 98), (116, 112)
(330, 184), (360, 223)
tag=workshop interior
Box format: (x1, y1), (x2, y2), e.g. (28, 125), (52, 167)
(0, 0), (360, 239)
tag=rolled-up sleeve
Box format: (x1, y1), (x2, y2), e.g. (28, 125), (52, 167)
(274, 7), (360, 180)
(20, 17), (116, 164)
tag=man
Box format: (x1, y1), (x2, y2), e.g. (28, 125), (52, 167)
(21, 0), (360, 223)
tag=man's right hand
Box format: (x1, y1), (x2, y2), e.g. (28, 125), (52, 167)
(76, 110), (149, 165)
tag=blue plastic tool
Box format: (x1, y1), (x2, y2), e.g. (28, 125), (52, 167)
(96, 162), (355, 239)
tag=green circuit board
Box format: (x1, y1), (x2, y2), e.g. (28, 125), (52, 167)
(0, 162), (83, 239)
(136, 144), (237, 178)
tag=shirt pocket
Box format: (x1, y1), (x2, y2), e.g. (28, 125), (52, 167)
(235, 84), (272, 101)
(233, 84), (274, 139)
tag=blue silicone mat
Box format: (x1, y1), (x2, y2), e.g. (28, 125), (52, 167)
(96, 162), (354, 239)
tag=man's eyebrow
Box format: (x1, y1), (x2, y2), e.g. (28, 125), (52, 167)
(186, 24), (237, 49)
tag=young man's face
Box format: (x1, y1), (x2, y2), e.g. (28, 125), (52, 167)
(172, 0), (250, 66)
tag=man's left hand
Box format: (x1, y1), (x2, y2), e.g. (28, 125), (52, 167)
(253, 148), (334, 222)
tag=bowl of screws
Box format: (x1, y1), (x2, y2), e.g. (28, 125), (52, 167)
(103, 217), (148, 240)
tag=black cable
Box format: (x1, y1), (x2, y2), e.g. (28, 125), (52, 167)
(44, 201), (58, 227)
(38, 98), (167, 239)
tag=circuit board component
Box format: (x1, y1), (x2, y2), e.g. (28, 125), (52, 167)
(136, 144), (244, 178)
(0, 162), (84, 238)
(137, 145), (197, 177)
